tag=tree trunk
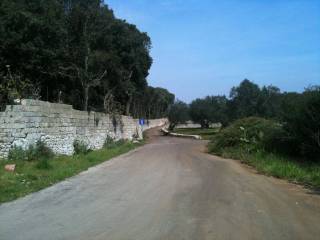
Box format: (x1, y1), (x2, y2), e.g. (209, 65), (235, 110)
(84, 86), (89, 111)
(126, 96), (132, 116)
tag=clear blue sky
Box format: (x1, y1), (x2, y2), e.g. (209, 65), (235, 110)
(106, 0), (320, 102)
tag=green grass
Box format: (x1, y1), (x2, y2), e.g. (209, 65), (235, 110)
(0, 141), (142, 204)
(213, 147), (320, 189)
(173, 128), (220, 140)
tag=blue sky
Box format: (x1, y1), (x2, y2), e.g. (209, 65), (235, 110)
(106, 0), (320, 102)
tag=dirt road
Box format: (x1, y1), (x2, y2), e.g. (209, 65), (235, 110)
(1, 128), (320, 240)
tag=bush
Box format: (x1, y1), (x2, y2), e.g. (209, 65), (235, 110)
(209, 117), (285, 155)
(28, 141), (54, 161)
(104, 136), (126, 148)
(281, 87), (320, 159)
(8, 146), (28, 161)
(8, 141), (54, 162)
(73, 140), (90, 155)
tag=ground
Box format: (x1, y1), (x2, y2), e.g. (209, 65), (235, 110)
(0, 128), (319, 240)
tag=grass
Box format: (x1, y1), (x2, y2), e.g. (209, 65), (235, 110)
(213, 147), (320, 189)
(173, 128), (220, 140)
(0, 141), (142, 204)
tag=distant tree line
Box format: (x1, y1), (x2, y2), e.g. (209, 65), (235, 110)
(168, 79), (320, 159)
(0, 0), (174, 118)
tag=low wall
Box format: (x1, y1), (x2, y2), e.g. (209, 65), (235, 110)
(176, 123), (201, 129)
(176, 122), (222, 129)
(0, 99), (166, 159)
(161, 127), (202, 140)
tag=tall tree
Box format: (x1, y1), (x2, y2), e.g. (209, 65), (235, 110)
(0, 0), (173, 117)
(168, 100), (189, 130)
(190, 96), (228, 128)
(229, 79), (261, 120)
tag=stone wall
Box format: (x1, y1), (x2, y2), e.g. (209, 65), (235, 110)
(0, 99), (166, 159)
(176, 121), (222, 129)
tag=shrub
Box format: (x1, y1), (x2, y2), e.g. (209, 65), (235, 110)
(104, 136), (126, 148)
(281, 87), (320, 159)
(27, 140), (54, 161)
(73, 140), (90, 155)
(8, 141), (54, 162)
(8, 146), (28, 161)
(209, 117), (285, 155)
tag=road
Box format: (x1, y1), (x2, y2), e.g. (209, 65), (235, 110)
(1, 128), (320, 240)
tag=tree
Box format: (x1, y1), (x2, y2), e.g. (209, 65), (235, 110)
(257, 85), (282, 119)
(190, 96), (228, 128)
(168, 100), (189, 130)
(0, 0), (67, 101)
(0, 65), (37, 110)
(144, 87), (175, 119)
(109, 19), (152, 115)
(63, 0), (110, 111)
(0, 0), (167, 117)
(228, 79), (261, 120)
(0, 0), (170, 117)
(280, 87), (320, 159)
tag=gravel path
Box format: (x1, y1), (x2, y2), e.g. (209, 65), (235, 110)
(1, 128), (319, 240)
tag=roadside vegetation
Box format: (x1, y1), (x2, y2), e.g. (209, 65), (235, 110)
(0, 0), (174, 118)
(0, 139), (142, 204)
(168, 80), (320, 188)
(208, 117), (320, 188)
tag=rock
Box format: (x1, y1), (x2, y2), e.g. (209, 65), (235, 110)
(13, 99), (21, 104)
(4, 164), (16, 172)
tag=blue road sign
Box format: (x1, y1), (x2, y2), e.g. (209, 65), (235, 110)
(139, 118), (145, 126)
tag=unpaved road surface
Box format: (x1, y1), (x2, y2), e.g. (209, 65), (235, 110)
(1, 128), (320, 240)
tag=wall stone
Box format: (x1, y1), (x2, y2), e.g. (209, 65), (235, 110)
(0, 99), (166, 159)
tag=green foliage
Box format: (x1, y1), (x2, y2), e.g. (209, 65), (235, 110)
(228, 79), (261, 120)
(8, 141), (54, 162)
(103, 136), (126, 148)
(29, 141), (54, 161)
(215, 147), (320, 189)
(35, 158), (52, 170)
(168, 100), (189, 130)
(142, 87), (175, 119)
(209, 117), (285, 155)
(8, 146), (28, 162)
(73, 140), (90, 155)
(0, 66), (36, 110)
(189, 79), (319, 160)
(227, 79), (282, 121)
(0, 140), (140, 204)
(258, 85), (282, 119)
(0, 0), (174, 116)
(281, 87), (320, 159)
(209, 116), (320, 187)
(103, 136), (116, 148)
(189, 96), (228, 128)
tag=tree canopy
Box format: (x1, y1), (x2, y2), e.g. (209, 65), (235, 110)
(0, 0), (174, 118)
(189, 96), (228, 128)
(186, 79), (320, 159)
(168, 100), (189, 130)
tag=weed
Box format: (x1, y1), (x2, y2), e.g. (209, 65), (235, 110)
(73, 140), (90, 155)
(8, 146), (27, 161)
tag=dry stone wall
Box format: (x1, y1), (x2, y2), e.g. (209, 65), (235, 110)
(0, 99), (166, 159)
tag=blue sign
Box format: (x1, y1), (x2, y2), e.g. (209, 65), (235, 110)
(139, 119), (145, 126)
